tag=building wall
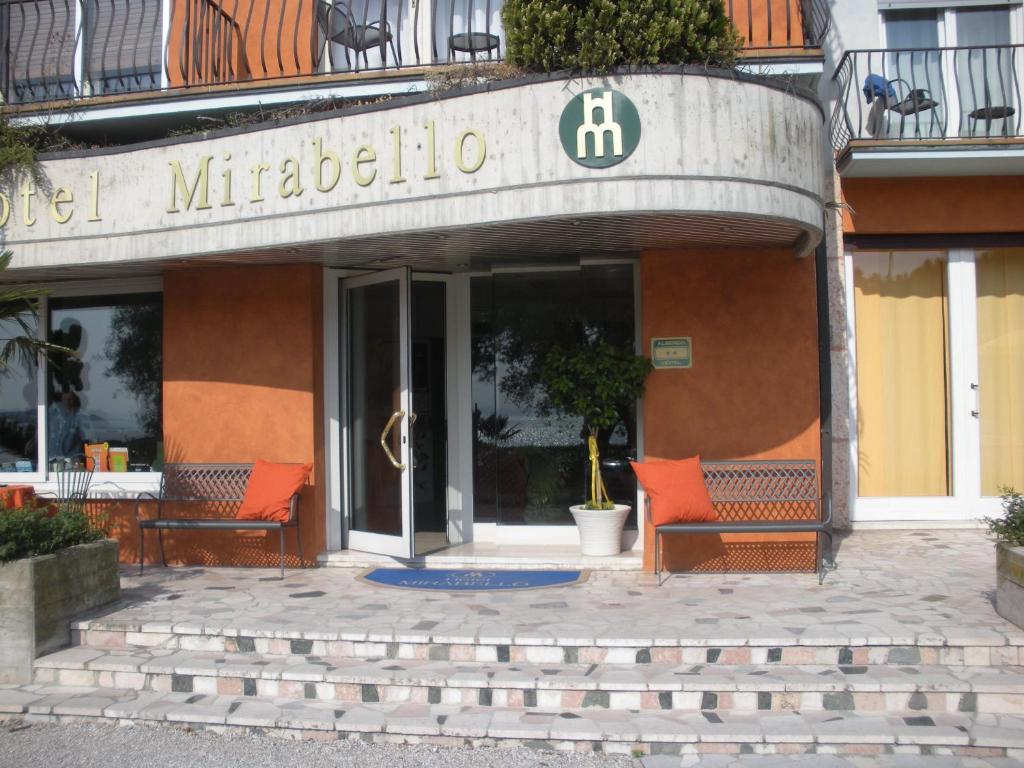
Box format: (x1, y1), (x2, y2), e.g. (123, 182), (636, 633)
(99, 263), (325, 567)
(842, 177), (1024, 235)
(640, 248), (822, 572)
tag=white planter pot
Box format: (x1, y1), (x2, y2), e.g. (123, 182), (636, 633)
(569, 504), (630, 557)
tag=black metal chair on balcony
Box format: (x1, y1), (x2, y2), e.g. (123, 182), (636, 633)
(447, 0), (500, 61)
(318, 1), (398, 71)
(864, 75), (940, 138)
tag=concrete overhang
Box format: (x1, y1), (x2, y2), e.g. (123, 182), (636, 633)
(1, 68), (826, 279)
(838, 140), (1024, 178)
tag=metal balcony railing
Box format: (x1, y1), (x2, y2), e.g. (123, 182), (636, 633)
(0, 0), (830, 107)
(831, 45), (1024, 155)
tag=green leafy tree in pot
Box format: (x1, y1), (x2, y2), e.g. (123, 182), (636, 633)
(541, 339), (652, 510)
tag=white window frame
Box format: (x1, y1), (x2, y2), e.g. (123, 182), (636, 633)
(845, 247), (1007, 524)
(0, 276), (165, 499)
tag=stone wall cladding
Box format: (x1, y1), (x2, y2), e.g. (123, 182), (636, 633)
(0, 540), (119, 683)
(997, 543), (1024, 630)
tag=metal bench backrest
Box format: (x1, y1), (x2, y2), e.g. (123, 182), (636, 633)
(701, 460), (819, 522)
(159, 463), (253, 503)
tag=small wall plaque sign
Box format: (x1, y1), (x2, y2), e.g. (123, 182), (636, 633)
(651, 337), (692, 369)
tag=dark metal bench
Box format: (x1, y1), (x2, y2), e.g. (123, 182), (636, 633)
(136, 463), (305, 579)
(647, 459), (833, 585)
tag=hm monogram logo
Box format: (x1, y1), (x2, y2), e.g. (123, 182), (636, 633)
(559, 87), (641, 169)
(576, 91), (623, 160)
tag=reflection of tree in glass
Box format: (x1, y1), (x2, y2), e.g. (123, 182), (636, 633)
(105, 303), (162, 437)
(472, 405), (522, 444)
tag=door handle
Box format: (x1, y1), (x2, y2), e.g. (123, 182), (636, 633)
(380, 410), (406, 470)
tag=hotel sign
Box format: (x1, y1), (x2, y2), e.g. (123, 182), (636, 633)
(651, 337), (692, 369)
(0, 74), (826, 272)
(558, 88), (641, 168)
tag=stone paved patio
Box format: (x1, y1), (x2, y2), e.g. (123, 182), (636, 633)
(76, 530), (1021, 650)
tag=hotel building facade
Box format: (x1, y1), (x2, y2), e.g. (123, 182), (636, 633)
(0, 0), (1019, 572)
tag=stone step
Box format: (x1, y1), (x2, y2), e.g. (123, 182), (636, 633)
(32, 647), (1024, 715)
(70, 622), (1024, 668)
(2, 683), (1023, 758)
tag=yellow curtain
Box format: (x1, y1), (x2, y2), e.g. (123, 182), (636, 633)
(854, 251), (951, 497)
(977, 248), (1024, 495)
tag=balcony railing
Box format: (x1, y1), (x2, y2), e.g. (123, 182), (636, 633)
(0, 0), (831, 107)
(831, 45), (1024, 155)
(730, 0), (829, 53)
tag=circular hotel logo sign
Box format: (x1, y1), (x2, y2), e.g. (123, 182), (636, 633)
(559, 88), (641, 168)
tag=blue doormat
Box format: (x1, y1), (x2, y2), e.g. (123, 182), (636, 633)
(359, 568), (589, 591)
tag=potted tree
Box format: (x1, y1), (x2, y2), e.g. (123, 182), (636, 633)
(986, 488), (1024, 630)
(541, 340), (652, 555)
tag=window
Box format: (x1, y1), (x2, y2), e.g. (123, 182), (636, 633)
(0, 315), (41, 472)
(853, 251), (952, 497)
(471, 265), (638, 526)
(46, 294), (163, 472)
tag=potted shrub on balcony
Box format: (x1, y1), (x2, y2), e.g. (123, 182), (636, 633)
(986, 488), (1024, 630)
(541, 340), (652, 556)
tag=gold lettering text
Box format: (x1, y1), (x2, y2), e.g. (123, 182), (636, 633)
(424, 121), (439, 180)
(455, 129), (486, 174)
(49, 187), (73, 224)
(0, 193), (10, 227)
(250, 162), (271, 203)
(279, 156), (304, 199)
(167, 157), (213, 213)
(313, 137), (341, 193)
(389, 125), (405, 184)
(21, 183), (36, 226)
(88, 171), (101, 221)
(352, 145), (377, 187)
(220, 153), (234, 207)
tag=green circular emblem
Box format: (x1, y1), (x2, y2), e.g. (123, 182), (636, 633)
(558, 88), (641, 168)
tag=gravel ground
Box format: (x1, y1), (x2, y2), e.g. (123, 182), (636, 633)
(3, 721), (1021, 768)
(0, 720), (636, 768)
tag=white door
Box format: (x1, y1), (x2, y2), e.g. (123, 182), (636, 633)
(343, 267), (414, 558)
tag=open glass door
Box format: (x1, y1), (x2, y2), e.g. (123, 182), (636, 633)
(344, 268), (414, 558)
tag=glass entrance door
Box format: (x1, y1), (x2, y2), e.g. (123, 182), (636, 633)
(344, 268), (414, 558)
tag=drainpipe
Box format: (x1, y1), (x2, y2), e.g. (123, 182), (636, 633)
(814, 241), (833, 518)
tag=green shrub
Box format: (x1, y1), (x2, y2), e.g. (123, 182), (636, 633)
(502, 0), (742, 73)
(0, 505), (106, 563)
(985, 488), (1024, 547)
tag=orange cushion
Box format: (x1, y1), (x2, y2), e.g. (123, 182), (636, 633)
(630, 457), (718, 526)
(236, 461), (312, 523)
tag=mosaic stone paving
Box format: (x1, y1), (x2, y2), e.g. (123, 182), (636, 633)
(3, 529), (1023, 759)
(68, 530), (1021, 651)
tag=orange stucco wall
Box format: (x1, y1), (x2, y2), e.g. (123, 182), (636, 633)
(97, 263), (325, 567)
(640, 248), (821, 572)
(842, 176), (1024, 235)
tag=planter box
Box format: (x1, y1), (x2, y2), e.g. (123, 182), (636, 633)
(0, 539), (119, 683)
(997, 542), (1024, 630)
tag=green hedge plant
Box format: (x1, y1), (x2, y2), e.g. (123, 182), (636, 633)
(0, 505), (106, 563)
(502, 0), (742, 73)
(541, 340), (652, 509)
(985, 488), (1024, 547)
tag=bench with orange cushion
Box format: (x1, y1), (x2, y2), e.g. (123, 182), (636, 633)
(636, 459), (833, 585)
(136, 462), (310, 578)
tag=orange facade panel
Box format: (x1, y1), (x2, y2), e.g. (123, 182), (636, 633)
(640, 247), (822, 573)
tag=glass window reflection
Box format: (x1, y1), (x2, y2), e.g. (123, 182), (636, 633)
(48, 294), (162, 471)
(471, 265), (638, 527)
